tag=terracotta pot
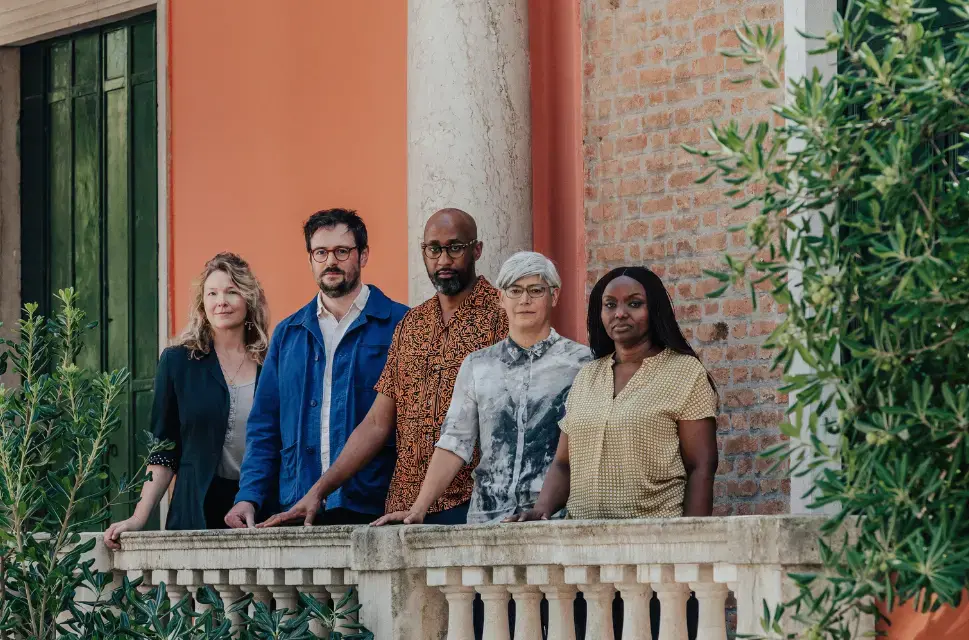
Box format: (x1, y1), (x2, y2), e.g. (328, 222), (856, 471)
(879, 590), (969, 639)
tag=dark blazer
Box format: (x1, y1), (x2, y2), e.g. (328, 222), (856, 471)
(151, 345), (266, 530)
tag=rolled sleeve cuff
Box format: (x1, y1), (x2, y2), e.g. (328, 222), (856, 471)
(233, 487), (263, 511)
(147, 452), (177, 471)
(435, 434), (474, 464)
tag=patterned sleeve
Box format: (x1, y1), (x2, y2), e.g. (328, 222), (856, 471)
(374, 321), (404, 400)
(435, 356), (479, 463)
(676, 362), (718, 421)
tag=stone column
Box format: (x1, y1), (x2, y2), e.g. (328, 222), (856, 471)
(407, 0), (532, 304)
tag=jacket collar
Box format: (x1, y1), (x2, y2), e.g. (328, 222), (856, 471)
(297, 285), (394, 344)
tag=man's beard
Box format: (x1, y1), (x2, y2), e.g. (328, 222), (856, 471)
(430, 265), (473, 296)
(318, 266), (360, 298)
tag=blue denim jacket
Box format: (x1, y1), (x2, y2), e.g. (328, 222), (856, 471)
(235, 286), (408, 516)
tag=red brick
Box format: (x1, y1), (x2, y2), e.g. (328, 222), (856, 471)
(643, 196), (674, 214)
(725, 389), (756, 408)
(616, 94), (647, 114)
(724, 435), (759, 455)
(724, 298), (754, 317)
(694, 55), (724, 77)
(695, 13), (726, 32)
(668, 0), (700, 20)
(639, 68), (673, 86)
(624, 220), (651, 239)
(727, 479), (758, 497)
(697, 232), (727, 251)
(669, 170), (698, 189)
(754, 500), (787, 515)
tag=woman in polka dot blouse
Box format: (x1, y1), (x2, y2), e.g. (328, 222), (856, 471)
(507, 266), (719, 521)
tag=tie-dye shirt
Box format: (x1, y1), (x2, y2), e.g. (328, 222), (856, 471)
(435, 330), (592, 524)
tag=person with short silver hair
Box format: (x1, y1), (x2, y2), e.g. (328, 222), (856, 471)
(374, 251), (592, 526)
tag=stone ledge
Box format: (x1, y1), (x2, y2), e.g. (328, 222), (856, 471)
(111, 515), (827, 573)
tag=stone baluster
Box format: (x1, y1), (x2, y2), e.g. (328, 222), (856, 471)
(203, 569), (244, 628)
(319, 568), (358, 636)
(677, 564), (728, 640)
(566, 566), (616, 640)
(647, 565), (690, 640)
(463, 567), (511, 640)
(151, 569), (189, 613)
(428, 567), (475, 640)
(256, 569), (298, 618)
(493, 566), (541, 640)
(528, 565), (576, 640)
(176, 570), (205, 614)
(126, 569), (152, 596)
(601, 565), (651, 640)
(718, 563), (783, 637)
(230, 568), (271, 621)
(302, 569), (332, 637)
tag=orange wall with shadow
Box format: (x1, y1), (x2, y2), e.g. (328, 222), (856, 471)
(169, 0), (407, 333)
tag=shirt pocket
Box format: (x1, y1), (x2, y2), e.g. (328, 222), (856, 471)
(355, 343), (391, 390)
(278, 442), (300, 507)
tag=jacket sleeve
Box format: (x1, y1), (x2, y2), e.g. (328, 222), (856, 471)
(148, 348), (180, 469)
(234, 326), (283, 509)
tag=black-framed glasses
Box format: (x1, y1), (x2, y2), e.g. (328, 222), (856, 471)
(421, 240), (477, 260)
(505, 284), (552, 299)
(311, 246), (358, 263)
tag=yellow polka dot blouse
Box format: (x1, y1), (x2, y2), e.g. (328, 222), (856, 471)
(561, 348), (718, 519)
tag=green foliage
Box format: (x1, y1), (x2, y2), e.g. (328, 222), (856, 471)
(689, 0), (969, 637)
(0, 292), (373, 638)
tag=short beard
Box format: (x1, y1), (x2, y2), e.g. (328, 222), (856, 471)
(318, 269), (360, 298)
(430, 267), (473, 296)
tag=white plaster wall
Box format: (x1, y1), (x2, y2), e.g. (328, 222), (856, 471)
(407, 0), (532, 304)
(784, 0), (839, 515)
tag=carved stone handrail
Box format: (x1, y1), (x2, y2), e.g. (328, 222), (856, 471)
(99, 516), (859, 639)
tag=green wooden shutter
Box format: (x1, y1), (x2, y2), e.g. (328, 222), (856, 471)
(20, 14), (159, 526)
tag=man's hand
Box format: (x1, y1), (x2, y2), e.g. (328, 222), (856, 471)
(502, 508), (551, 523)
(225, 501), (257, 529)
(257, 490), (323, 528)
(370, 509), (425, 527)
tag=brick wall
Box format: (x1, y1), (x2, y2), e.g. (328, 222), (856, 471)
(581, 0), (789, 515)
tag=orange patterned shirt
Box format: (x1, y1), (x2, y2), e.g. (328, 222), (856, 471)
(376, 277), (509, 514)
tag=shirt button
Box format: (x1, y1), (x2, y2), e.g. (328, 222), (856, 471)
(310, 400), (318, 407)
(315, 354), (320, 362)
(305, 446), (315, 454)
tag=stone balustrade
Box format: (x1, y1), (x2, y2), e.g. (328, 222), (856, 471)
(98, 516), (844, 639)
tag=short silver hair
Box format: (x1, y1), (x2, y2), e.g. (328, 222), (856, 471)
(496, 251), (562, 290)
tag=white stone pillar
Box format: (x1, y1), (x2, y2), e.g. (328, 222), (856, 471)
(407, 0), (532, 304)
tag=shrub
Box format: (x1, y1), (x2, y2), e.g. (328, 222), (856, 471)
(689, 0), (969, 637)
(0, 290), (372, 639)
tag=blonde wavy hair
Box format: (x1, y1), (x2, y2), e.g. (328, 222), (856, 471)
(175, 252), (270, 364)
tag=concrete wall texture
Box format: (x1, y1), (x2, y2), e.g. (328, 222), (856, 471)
(581, 0), (790, 516)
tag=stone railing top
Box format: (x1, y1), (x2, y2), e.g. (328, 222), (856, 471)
(113, 516), (826, 573)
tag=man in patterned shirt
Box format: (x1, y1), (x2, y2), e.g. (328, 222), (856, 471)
(260, 208), (508, 526)
(372, 252), (592, 526)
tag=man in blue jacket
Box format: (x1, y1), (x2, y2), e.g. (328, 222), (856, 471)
(225, 209), (408, 527)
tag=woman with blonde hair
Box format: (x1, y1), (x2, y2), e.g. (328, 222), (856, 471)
(105, 252), (270, 544)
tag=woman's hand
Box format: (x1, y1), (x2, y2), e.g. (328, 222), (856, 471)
(371, 509), (425, 526)
(103, 514), (148, 550)
(503, 508), (551, 523)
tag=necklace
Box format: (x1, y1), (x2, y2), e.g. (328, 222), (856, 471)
(219, 350), (247, 386)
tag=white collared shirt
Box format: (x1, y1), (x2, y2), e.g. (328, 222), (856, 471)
(317, 285), (370, 472)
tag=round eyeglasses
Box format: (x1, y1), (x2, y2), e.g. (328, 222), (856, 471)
(421, 240), (478, 260)
(311, 247), (358, 263)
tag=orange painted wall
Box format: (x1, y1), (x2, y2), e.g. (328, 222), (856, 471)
(169, 0), (407, 334)
(530, 0), (587, 344)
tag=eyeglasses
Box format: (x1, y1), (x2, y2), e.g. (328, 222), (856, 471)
(310, 246), (358, 263)
(504, 285), (552, 299)
(421, 240), (477, 260)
